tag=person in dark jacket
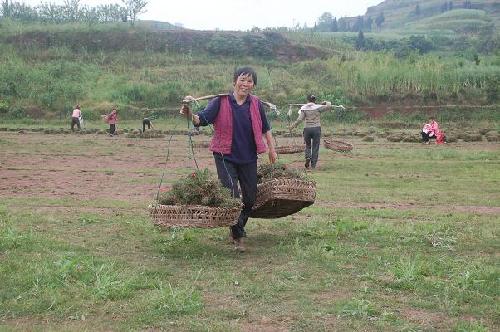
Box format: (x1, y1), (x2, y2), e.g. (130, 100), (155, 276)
(181, 67), (277, 252)
(142, 117), (154, 132)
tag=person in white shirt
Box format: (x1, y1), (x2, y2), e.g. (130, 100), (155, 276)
(289, 95), (333, 169)
(71, 105), (82, 131)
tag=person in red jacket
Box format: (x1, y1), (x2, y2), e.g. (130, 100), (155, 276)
(104, 107), (118, 136)
(181, 67), (277, 252)
(422, 117), (446, 144)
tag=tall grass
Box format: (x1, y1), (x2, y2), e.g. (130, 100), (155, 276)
(0, 23), (499, 121)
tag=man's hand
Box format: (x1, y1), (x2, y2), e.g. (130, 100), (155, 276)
(182, 95), (196, 103)
(180, 96), (195, 115)
(264, 131), (277, 164)
(179, 104), (191, 116)
(268, 148), (277, 164)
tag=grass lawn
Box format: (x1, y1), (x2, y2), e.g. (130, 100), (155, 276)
(0, 129), (498, 331)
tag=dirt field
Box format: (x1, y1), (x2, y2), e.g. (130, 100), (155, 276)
(0, 132), (210, 204)
(0, 132), (304, 206)
(1, 131), (499, 215)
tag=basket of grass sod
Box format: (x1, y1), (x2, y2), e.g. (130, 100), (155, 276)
(275, 144), (304, 154)
(250, 162), (316, 219)
(323, 139), (353, 152)
(150, 169), (241, 228)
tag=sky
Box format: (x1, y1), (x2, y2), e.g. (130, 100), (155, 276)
(20, 0), (383, 31)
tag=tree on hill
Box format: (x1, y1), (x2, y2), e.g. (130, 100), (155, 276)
(330, 17), (338, 32)
(121, 0), (148, 25)
(375, 12), (385, 30)
(1, 0), (10, 17)
(352, 16), (364, 32)
(407, 35), (434, 54)
(316, 12), (337, 32)
(1, 0), (131, 24)
(338, 17), (349, 32)
(365, 16), (373, 31)
(1, 0), (38, 21)
(441, 1), (454, 12)
(63, 0), (80, 22)
(414, 3), (421, 16)
(355, 30), (365, 50)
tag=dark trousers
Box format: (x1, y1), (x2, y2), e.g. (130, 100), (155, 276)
(214, 154), (257, 239)
(421, 131), (435, 143)
(142, 119), (151, 132)
(304, 126), (321, 168)
(71, 117), (80, 131)
(109, 124), (116, 135)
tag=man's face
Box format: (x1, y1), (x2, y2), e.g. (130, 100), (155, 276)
(233, 73), (255, 98)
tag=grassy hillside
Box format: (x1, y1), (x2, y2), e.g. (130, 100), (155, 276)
(0, 19), (498, 123)
(407, 9), (494, 34)
(365, 0), (499, 32)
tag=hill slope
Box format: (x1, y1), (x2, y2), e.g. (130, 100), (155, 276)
(364, 0), (499, 33)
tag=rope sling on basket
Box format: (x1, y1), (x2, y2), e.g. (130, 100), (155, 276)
(323, 139), (353, 152)
(250, 163), (316, 219)
(150, 93), (279, 228)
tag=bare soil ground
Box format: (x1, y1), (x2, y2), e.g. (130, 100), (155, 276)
(1, 132), (499, 215)
(0, 132), (214, 206)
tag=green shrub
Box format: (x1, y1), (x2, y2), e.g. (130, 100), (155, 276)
(0, 99), (9, 114)
(257, 162), (310, 183)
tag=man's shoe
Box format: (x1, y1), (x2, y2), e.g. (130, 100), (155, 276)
(305, 158), (311, 169)
(228, 228), (236, 244)
(234, 237), (245, 252)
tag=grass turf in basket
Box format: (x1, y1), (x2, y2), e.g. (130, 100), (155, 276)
(257, 162), (310, 183)
(158, 168), (240, 209)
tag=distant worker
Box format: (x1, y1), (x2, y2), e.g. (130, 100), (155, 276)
(142, 117), (154, 132)
(289, 94), (335, 169)
(71, 105), (81, 131)
(103, 107), (118, 136)
(421, 117), (446, 144)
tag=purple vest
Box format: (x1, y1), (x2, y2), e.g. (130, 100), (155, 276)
(210, 95), (267, 155)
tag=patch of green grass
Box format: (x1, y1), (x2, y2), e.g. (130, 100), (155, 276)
(0, 133), (498, 330)
(453, 320), (489, 332)
(137, 281), (204, 323)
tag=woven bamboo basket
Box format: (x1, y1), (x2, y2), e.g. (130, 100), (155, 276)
(323, 139), (353, 152)
(275, 145), (304, 154)
(149, 204), (241, 228)
(250, 178), (316, 219)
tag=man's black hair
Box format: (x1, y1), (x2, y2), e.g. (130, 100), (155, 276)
(233, 66), (257, 85)
(307, 94), (317, 103)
